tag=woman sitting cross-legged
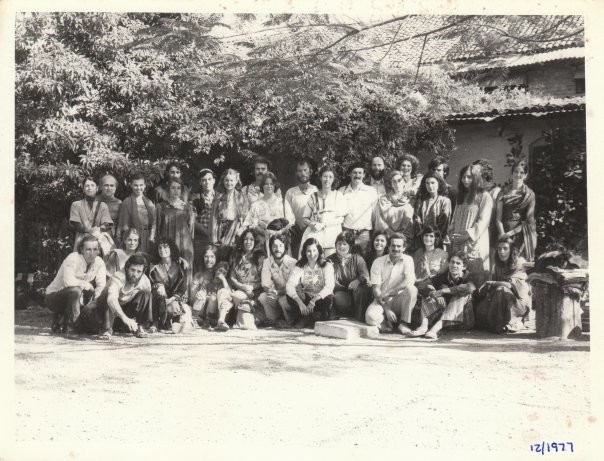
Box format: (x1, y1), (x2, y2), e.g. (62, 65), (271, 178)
(215, 229), (265, 331)
(474, 236), (531, 333)
(190, 245), (228, 328)
(285, 238), (335, 329)
(149, 237), (195, 333)
(327, 231), (372, 322)
(410, 251), (476, 339)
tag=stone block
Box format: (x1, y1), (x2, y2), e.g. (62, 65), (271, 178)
(314, 319), (379, 340)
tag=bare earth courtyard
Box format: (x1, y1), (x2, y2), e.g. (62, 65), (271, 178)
(14, 305), (595, 458)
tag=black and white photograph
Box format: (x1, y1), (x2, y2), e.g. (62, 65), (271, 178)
(5, 1), (602, 459)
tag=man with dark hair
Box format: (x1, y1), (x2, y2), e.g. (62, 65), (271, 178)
(153, 162), (191, 204)
(241, 155), (274, 205)
(258, 234), (298, 328)
(338, 162), (378, 252)
(75, 254), (152, 340)
(368, 156), (386, 195)
(428, 155), (456, 207)
(192, 168), (216, 271)
(45, 235), (106, 334)
(284, 158), (318, 257)
(98, 174), (122, 230)
(365, 233), (417, 334)
(410, 251), (476, 339)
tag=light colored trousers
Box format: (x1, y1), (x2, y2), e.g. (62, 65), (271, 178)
(365, 285), (418, 328)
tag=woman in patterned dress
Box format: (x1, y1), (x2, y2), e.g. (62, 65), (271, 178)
(243, 172), (287, 247)
(151, 178), (195, 271)
(210, 169), (248, 252)
(446, 164), (493, 286)
(373, 169), (415, 243)
(413, 225), (449, 283)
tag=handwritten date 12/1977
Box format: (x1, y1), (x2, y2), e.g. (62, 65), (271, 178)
(530, 442), (574, 454)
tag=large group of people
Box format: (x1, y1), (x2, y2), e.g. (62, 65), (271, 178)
(46, 154), (537, 340)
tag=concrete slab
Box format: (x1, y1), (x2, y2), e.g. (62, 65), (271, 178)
(314, 319), (380, 340)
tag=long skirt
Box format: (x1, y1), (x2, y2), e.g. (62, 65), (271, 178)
(421, 294), (475, 329)
(474, 286), (529, 333)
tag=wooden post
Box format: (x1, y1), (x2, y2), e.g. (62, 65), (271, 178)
(529, 272), (586, 339)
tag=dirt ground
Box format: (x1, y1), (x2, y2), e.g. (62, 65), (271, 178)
(12, 304), (596, 460)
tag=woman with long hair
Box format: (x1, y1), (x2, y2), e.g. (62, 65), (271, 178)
(285, 238), (335, 328)
(413, 171), (451, 249)
(300, 165), (347, 257)
(69, 176), (114, 258)
(413, 226), (449, 283)
(363, 231), (389, 270)
(475, 236), (531, 333)
(151, 177), (195, 271)
(215, 229), (265, 331)
(105, 228), (144, 278)
(373, 169), (414, 242)
(495, 160), (537, 261)
(327, 231), (372, 322)
(190, 245), (230, 328)
(210, 168), (249, 248)
(446, 164), (493, 285)
(149, 237), (194, 332)
(396, 153), (423, 207)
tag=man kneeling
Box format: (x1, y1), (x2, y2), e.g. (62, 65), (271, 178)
(365, 233), (418, 334)
(75, 254), (153, 340)
(410, 251), (476, 339)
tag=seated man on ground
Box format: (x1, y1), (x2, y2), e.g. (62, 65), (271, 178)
(365, 233), (418, 334)
(75, 254), (152, 340)
(45, 235), (106, 334)
(410, 251), (476, 339)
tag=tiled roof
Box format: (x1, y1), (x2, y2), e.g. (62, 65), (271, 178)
(447, 100), (586, 122)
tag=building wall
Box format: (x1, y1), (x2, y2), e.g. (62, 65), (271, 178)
(430, 113), (583, 186)
(526, 60), (583, 98)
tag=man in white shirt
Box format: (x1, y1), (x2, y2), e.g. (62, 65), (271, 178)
(45, 235), (106, 334)
(258, 234), (298, 328)
(241, 155), (271, 205)
(339, 162), (378, 252)
(365, 233), (418, 334)
(75, 254), (152, 339)
(368, 156), (387, 196)
(284, 158), (318, 257)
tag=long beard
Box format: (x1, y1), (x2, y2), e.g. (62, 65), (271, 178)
(371, 170), (384, 180)
(127, 274), (142, 285)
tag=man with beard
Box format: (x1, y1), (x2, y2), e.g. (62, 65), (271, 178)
(153, 162), (191, 204)
(284, 158), (318, 257)
(365, 233), (418, 335)
(75, 254), (152, 340)
(258, 234), (298, 328)
(338, 162), (378, 252)
(368, 156), (386, 195)
(97, 174), (122, 232)
(45, 235), (106, 335)
(241, 155), (277, 205)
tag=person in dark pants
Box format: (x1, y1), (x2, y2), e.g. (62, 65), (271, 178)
(45, 235), (106, 334)
(75, 254), (152, 340)
(285, 238), (335, 329)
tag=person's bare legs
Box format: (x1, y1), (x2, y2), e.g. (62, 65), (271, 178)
(425, 319), (443, 339)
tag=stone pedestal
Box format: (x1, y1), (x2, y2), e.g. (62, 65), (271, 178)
(314, 319), (379, 340)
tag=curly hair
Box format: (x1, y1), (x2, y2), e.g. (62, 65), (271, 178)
(335, 230), (358, 254)
(155, 237), (180, 262)
(297, 238), (328, 268)
(232, 228), (265, 267)
(120, 227), (141, 251)
(396, 153), (420, 178)
(317, 165), (338, 190)
(364, 230), (390, 263)
(472, 158), (495, 184)
(124, 254), (148, 273)
(259, 171), (281, 194)
(416, 171), (448, 201)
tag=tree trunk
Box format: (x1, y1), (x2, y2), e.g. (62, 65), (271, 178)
(531, 276), (583, 339)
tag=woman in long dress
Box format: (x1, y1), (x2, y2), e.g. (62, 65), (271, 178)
(373, 169), (414, 242)
(413, 171), (451, 250)
(210, 169), (249, 250)
(301, 165), (347, 257)
(151, 178), (195, 271)
(447, 164), (493, 286)
(116, 173), (156, 255)
(495, 160), (537, 262)
(69, 176), (114, 258)
(475, 236), (531, 333)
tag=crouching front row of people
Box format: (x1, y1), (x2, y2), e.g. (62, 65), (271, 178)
(47, 229), (531, 340)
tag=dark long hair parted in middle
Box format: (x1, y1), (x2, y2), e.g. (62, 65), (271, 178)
(457, 163), (484, 206)
(493, 235), (521, 272)
(416, 171), (449, 202)
(296, 237), (329, 268)
(232, 228), (265, 267)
